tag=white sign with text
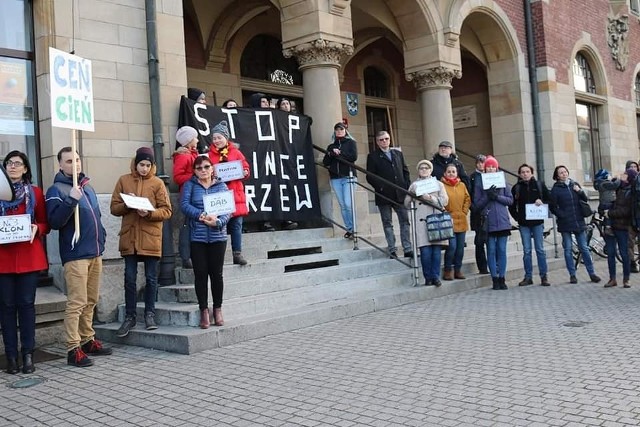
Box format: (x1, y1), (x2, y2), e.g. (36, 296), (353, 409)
(525, 203), (549, 220)
(214, 160), (245, 182)
(415, 177), (440, 196)
(0, 214), (32, 244)
(49, 48), (94, 131)
(482, 171), (506, 189)
(120, 193), (156, 211)
(203, 191), (236, 216)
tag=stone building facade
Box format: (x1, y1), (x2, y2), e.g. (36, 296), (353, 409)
(2, 0), (640, 319)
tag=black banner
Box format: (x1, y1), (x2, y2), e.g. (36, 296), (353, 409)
(178, 96), (321, 222)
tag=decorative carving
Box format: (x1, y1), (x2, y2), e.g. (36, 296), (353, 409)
(443, 27), (460, 48)
(406, 67), (462, 90)
(283, 39), (354, 68)
(329, 0), (351, 16)
(607, 15), (629, 71)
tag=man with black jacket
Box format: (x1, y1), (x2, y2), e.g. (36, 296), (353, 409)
(431, 140), (470, 191)
(366, 131), (412, 258)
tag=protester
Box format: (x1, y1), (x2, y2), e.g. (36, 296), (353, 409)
(110, 147), (172, 337)
(323, 121), (358, 238)
(181, 155), (230, 328)
(405, 160), (448, 286)
(431, 140), (470, 190)
(366, 130), (413, 259)
(249, 92), (270, 108)
(625, 160), (639, 273)
(548, 165), (601, 284)
(0, 151), (49, 374)
(46, 147), (112, 367)
(441, 164), (470, 280)
(173, 126), (200, 268)
(593, 168), (619, 236)
(222, 99), (238, 108)
(276, 97), (291, 112)
(180, 88), (210, 153)
(603, 168), (635, 288)
(208, 120), (251, 265)
(473, 156), (513, 290)
(469, 154), (488, 274)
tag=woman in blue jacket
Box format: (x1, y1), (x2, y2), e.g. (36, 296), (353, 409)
(473, 156), (513, 290)
(548, 165), (601, 284)
(181, 155), (230, 329)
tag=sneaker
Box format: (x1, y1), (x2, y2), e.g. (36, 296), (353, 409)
(389, 251), (398, 259)
(145, 312), (158, 330)
(589, 274), (602, 283)
(624, 279), (631, 288)
(569, 275), (578, 284)
(518, 277), (533, 286)
(116, 316), (136, 338)
(81, 339), (113, 356)
(604, 279), (617, 288)
(67, 347), (94, 367)
(540, 275), (551, 286)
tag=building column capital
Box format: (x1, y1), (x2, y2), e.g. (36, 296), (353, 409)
(406, 66), (462, 91)
(283, 39), (354, 69)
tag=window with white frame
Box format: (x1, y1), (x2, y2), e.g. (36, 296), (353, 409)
(631, 0), (640, 15)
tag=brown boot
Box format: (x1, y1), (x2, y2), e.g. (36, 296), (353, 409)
(604, 279), (617, 288)
(443, 270), (454, 281)
(213, 308), (224, 326)
(199, 308), (210, 329)
(233, 251), (248, 266)
(454, 271), (466, 280)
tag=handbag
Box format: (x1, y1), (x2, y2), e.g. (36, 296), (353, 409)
(579, 199), (593, 218)
(425, 211), (454, 242)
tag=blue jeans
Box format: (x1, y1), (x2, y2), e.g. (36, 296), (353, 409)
(124, 255), (159, 317)
(561, 231), (595, 276)
(420, 245), (442, 281)
(0, 272), (38, 358)
(519, 223), (548, 278)
(378, 204), (412, 254)
(486, 235), (508, 278)
(179, 218), (191, 263)
(605, 229), (630, 280)
(330, 177), (355, 232)
(227, 216), (243, 252)
(444, 232), (466, 272)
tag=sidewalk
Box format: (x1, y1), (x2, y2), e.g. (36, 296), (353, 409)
(2, 257), (640, 426)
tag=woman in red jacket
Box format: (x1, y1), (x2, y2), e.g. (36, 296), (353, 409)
(208, 120), (251, 265)
(0, 151), (50, 374)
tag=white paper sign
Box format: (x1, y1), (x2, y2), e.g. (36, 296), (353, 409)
(414, 178), (440, 196)
(120, 193), (156, 211)
(203, 191), (236, 216)
(525, 203), (549, 220)
(49, 47), (95, 131)
(214, 160), (244, 182)
(0, 214), (32, 244)
(482, 171), (506, 189)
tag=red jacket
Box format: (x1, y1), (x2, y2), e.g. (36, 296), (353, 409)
(172, 147), (199, 190)
(0, 185), (50, 273)
(208, 142), (250, 217)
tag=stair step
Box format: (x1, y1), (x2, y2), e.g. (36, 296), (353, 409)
(268, 246), (323, 259)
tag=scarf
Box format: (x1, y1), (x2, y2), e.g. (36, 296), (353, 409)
(0, 180), (35, 221)
(443, 176), (460, 186)
(216, 143), (230, 162)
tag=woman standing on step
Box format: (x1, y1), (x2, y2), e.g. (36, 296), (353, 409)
(473, 156), (513, 290)
(0, 151), (50, 374)
(405, 160), (448, 287)
(181, 155), (231, 328)
(441, 164), (471, 281)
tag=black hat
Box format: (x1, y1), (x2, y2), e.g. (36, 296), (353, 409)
(334, 122), (346, 130)
(135, 147), (155, 165)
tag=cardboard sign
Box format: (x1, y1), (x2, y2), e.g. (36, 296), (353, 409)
(49, 48), (94, 131)
(0, 214), (31, 244)
(482, 171), (506, 189)
(415, 178), (440, 196)
(120, 193), (156, 211)
(203, 191), (236, 216)
(525, 203), (549, 220)
(215, 160), (245, 182)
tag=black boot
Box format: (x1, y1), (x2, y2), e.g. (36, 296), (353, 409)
(22, 352), (35, 374)
(492, 277), (500, 290)
(5, 357), (19, 374)
(499, 277), (508, 290)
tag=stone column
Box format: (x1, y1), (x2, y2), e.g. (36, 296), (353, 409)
(407, 66), (462, 156)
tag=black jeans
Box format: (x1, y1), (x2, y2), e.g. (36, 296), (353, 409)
(190, 241), (227, 309)
(0, 272), (38, 358)
(474, 233), (488, 272)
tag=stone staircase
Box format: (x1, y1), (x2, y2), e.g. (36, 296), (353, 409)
(94, 226), (565, 354)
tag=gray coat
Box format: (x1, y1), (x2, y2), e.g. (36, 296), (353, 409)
(404, 178), (449, 248)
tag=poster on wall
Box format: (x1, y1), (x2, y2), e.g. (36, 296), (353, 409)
(453, 105), (477, 129)
(49, 47), (95, 131)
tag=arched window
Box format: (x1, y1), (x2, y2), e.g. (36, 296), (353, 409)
(364, 67), (390, 98)
(573, 53), (596, 93)
(240, 35), (302, 86)
(573, 52), (601, 182)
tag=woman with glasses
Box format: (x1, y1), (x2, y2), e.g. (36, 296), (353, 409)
(0, 151), (50, 374)
(181, 155), (230, 328)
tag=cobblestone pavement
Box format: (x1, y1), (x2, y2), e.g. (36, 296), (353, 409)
(2, 258), (640, 426)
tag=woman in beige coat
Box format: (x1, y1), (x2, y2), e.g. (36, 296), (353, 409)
(405, 159), (449, 286)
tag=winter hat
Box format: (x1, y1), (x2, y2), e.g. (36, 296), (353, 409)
(416, 159), (433, 172)
(625, 160), (639, 171)
(475, 154), (486, 163)
(595, 168), (610, 181)
(135, 147), (155, 165)
(334, 122), (346, 130)
(176, 126), (198, 147)
(438, 140), (453, 148)
(211, 120), (230, 140)
(484, 156), (499, 169)
(187, 87), (205, 102)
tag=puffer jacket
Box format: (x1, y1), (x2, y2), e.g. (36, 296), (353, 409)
(208, 142), (250, 217)
(509, 177), (550, 227)
(181, 176), (230, 243)
(110, 161), (172, 257)
(322, 136), (358, 179)
(608, 185), (633, 231)
(441, 178), (470, 232)
(172, 147), (199, 190)
(404, 178), (449, 248)
(549, 179), (588, 233)
(473, 175), (513, 233)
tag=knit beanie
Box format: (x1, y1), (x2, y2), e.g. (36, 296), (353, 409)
(625, 160), (639, 171)
(484, 156), (499, 169)
(176, 126), (198, 147)
(416, 159), (433, 172)
(187, 87), (205, 102)
(135, 147), (155, 165)
(211, 120), (230, 140)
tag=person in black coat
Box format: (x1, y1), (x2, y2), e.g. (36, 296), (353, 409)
(431, 140), (470, 191)
(366, 131), (412, 258)
(469, 154), (488, 274)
